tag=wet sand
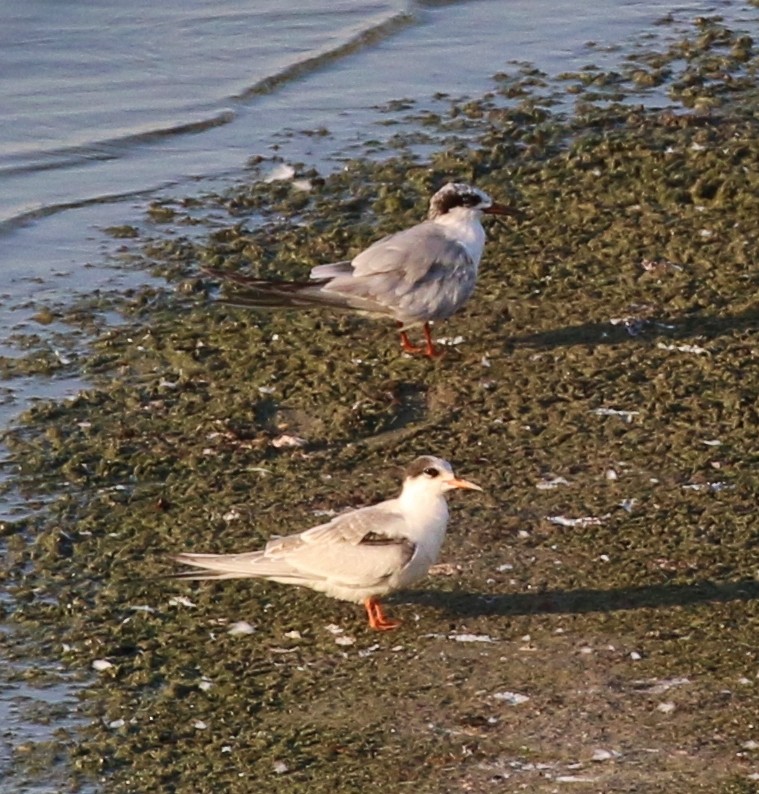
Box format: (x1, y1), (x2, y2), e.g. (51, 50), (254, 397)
(1, 14), (758, 793)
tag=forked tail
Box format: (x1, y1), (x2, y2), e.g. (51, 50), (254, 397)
(203, 266), (353, 311)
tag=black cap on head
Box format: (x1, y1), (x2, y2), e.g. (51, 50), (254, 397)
(403, 455), (452, 480)
(428, 183), (492, 219)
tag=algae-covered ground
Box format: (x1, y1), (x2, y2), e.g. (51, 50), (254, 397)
(1, 14), (758, 793)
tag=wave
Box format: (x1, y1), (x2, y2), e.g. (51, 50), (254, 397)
(0, 182), (186, 236)
(0, 11), (414, 184)
(0, 110), (237, 180)
(234, 11), (414, 100)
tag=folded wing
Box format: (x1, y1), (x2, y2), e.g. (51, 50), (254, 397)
(174, 504), (416, 590)
(323, 222), (476, 322)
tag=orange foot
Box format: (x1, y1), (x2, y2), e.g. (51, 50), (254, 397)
(398, 323), (443, 359)
(364, 596), (401, 631)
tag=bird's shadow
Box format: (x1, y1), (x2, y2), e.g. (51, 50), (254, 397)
(507, 306), (759, 350)
(400, 578), (759, 618)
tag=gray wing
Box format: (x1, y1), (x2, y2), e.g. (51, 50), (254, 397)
(320, 221), (477, 323)
(264, 503), (416, 588)
(173, 505), (415, 588)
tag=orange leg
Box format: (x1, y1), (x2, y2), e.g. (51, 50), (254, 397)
(363, 596), (401, 631)
(421, 322), (442, 358)
(398, 323), (423, 354)
(397, 322), (442, 358)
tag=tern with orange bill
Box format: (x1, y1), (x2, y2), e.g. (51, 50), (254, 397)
(172, 456), (482, 630)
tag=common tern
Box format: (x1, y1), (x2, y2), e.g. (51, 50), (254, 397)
(204, 182), (518, 357)
(172, 455), (482, 630)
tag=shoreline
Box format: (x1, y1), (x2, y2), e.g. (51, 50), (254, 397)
(2, 14), (759, 792)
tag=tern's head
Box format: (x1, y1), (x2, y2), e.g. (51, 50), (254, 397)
(401, 455), (483, 497)
(427, 182), (518, 221)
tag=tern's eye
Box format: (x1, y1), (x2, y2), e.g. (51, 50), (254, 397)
(461, 193), (480, 207)
(423, 467), (440, 478)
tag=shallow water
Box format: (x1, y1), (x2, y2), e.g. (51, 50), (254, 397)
(0, 653), (94, 794)
(2, 1), (744, 264)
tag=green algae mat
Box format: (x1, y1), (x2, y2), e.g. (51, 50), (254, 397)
(1, 15), (758, 794)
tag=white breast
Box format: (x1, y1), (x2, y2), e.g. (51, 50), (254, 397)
(434, 208), (487, 266)
(391, 490), (450, 589)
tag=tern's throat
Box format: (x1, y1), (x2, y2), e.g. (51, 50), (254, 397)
(398, 482), (450, 540)
(433, 207), (487, 264)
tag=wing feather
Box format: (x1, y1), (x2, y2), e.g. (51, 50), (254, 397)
(322, 222), (476, 322)
(262, 503), (415, 588)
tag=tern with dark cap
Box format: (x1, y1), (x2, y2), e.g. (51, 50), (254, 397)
(172, 456), (482, 630)
(204, 182), (518, 357)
